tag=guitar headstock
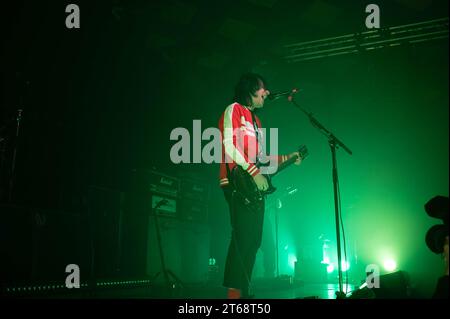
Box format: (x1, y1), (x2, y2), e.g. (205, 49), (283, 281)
(298, 144), (309, 160)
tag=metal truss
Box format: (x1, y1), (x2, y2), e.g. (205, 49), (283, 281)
(283, 17), (449, 63)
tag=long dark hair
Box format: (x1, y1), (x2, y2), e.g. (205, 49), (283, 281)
(233, 73), (267, 106)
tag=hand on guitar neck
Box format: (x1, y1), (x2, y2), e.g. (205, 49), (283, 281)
(289, 151), (302, 166)
(232, 145), (308, 204)
(251, 146), (306, 192)
(252, 150), (301, 191)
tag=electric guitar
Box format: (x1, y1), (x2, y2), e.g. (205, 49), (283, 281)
(230, 145), (309, 204)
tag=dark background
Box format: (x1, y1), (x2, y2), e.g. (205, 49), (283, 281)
(1, 0), (448, 297)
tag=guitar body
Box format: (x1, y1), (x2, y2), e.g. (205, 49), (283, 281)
(231, 167), (275, 203)
(230, 145), (308, 204)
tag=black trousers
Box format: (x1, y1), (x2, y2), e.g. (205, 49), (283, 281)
(222, 186), (265, 294)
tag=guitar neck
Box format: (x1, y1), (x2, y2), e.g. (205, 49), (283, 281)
(271, 154), (299, 177)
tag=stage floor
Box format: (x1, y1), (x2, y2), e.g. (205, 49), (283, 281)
(5, 279), (357, 299)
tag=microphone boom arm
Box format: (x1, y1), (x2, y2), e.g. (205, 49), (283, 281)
(292, 98), (352, 155)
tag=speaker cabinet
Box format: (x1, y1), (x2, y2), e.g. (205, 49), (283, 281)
(87, 186), (124, 279)
(0, 204), (90, 285)
(348, 270), (411, 299)
(146, 216), (182, 281)
(373, 271), (410, 298)
(0, 205), (33, 285)
(122, 177), (210, 282)
(145, 217), (210, 284)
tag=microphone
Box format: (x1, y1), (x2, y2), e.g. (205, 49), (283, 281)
(155, 199), (169, 208)
(268, 88), (299, 101)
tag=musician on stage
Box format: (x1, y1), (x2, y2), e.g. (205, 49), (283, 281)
(218, 72), (302, 299)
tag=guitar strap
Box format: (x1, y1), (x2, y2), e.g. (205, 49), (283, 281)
(225, 160), (232, 183)
(250, 111), (261, 166)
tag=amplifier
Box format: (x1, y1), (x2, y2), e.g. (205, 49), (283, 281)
(151, 194), (177, 217)
(130, 169), (180, 198)
(178, 198), (208, 223)
(180, 179), (210, 203)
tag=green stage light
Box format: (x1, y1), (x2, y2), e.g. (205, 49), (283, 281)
(383, 259), (397, 272)
(327, 264), (335, 273)
(341, 260), (350, 272)
(288, 254), (297, 271)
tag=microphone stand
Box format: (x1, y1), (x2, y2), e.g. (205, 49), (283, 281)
(288, 96), (352, 299)
(8, 109), (23, 202)
(275, 201), (279, 279)
(152, 199), (183, 297)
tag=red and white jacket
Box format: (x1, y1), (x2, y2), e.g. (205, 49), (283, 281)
(218, 102), (289, 187)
